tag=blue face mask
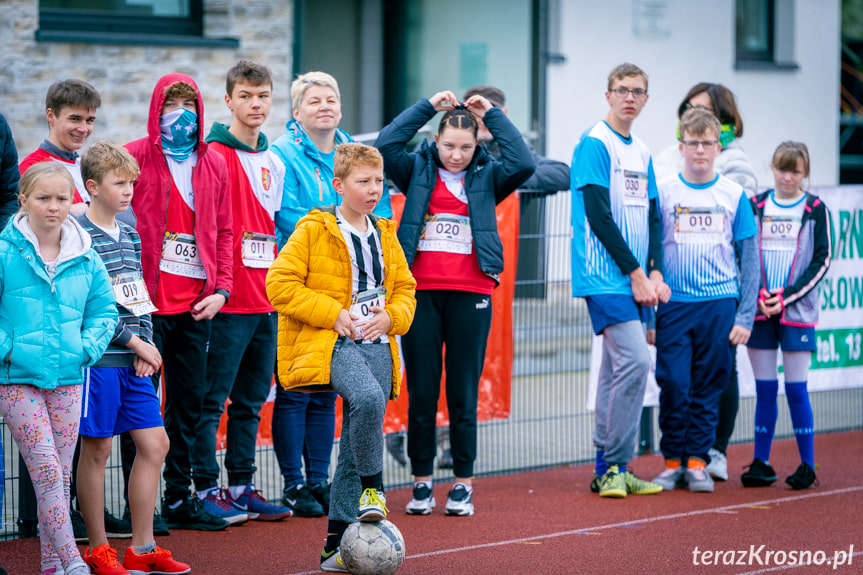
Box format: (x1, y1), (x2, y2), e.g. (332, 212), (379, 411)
(160, 107), (198, 161)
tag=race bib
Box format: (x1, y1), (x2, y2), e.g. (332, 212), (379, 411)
(674, 206), (726, 244)
(111, 272), (158, 317)
(350, 286), (386, 340)
(159, 232), (206, 279)
(622, 170), (648, 207)
(417, 214), (472, 255)
(241, 232), (277, 268)
(761, 216), (802, 251)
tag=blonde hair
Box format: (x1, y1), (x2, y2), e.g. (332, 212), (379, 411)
(607, 63), (648, 91)
(19, 162), (75, 211)
(81, 140), (140, 186)
(679, 107), (721, 140)
(291, 71), (340, 110)
(334, 143), (383, 180)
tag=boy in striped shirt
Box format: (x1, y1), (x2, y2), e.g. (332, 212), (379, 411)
(76, 141), (190, 575)
(651, 108), (759, 493)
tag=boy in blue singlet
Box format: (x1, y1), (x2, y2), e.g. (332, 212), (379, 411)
(651, 108), (759, 493)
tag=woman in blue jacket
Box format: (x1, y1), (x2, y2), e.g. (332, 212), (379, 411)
(0, 162), (116, 575)
(375, 90), (533, 517)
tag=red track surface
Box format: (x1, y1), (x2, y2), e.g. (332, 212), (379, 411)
(2, 431), (861, 575)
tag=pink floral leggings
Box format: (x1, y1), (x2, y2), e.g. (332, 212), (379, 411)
(0, 384), (83, 572)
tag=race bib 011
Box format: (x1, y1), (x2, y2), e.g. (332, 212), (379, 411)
(241, 232), (277, 268)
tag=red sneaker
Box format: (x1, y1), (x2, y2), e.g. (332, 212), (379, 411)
(122, 545), (191, 575)
(84, 544), (131, 575)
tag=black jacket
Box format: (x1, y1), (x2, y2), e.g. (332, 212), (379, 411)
(0, 114), (20, 230)
(375, 99), (534, 275)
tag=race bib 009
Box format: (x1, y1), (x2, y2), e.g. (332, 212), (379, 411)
(761, 216), (802, 251)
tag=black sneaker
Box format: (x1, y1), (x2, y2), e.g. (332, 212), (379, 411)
(161, 495), (230, 531)
(786, 462), (818, 490)
(741, 458), (778, 487)
(589, 471), (600, 493)
(283, 484), (325, 517)
(70, 507), (88, 543)
(310, 480), (331, 514)
(123, 506), (170, 536)
(104, 508), (133, 538)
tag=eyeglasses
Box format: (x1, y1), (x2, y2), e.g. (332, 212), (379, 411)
(681, 139), (719, 150)
(610, 87), (648, 99)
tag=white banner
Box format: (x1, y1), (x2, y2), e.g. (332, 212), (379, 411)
(588, 185), (863, 409)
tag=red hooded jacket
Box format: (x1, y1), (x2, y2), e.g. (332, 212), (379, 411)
(125, 73), (233, 308)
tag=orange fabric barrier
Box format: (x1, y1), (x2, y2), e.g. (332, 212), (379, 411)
(216, 191), (519, 446)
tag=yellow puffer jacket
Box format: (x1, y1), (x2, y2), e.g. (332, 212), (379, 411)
(266, 206), (416, 399)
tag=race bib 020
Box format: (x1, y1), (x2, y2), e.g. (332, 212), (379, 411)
(159, 232), (206, 279)
(241, 232), (277, 268)
(674, 206), (726, 244)
(761, 216), (802, 251)
(417, 213), (472, 255)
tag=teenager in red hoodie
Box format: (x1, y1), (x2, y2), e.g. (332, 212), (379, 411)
(125, 73), (234, 531)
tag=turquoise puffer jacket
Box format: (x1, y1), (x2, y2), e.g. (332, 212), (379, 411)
(0, 214), (117, 388)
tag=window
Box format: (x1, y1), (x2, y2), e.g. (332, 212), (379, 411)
(37, 0), (238, 47)
(735, 0), (798, 69)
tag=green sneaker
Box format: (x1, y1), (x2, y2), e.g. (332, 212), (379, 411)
(624, 470), (663, 495)
(321, 547), (348, 573)
(599, 465), (627, 498)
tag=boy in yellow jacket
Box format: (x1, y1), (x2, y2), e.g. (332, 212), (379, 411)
(266, 143), (416, 572)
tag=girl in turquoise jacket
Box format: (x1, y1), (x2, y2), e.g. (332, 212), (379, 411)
(0, 162), (116, 575)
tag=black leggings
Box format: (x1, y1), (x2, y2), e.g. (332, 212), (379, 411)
(713, 344), (739, 454)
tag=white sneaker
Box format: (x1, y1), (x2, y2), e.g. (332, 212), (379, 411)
(705, 448), (728, 481)
(685, 465), (715, 493)
(320, 549), (349, 573)
(405, 481), (435, 515)
(444, 483), (474, 516)
(652, 465), (686, 491)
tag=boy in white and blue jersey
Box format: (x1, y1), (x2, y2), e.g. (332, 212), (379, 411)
(651, 109), (759, 494)
(571, 63), (669, 498)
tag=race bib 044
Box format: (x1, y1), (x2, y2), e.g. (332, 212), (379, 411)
(350, 286), (387, 340)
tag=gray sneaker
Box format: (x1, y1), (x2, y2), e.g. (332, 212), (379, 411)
(685, 466), (715, 493)
(705, 448), (728, 481)
(652, 465), (685, 491)
(320, 549), (349, 573)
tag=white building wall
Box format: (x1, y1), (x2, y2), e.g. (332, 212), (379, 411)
(544, 0), (841, 281)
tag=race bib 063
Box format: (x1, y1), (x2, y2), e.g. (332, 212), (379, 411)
(159, 232), (206, 279)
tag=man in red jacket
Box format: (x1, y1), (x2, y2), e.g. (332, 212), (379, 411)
(125, 73), (234, 531)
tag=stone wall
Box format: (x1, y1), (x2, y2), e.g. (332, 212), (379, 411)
(0, 0), (293, 157)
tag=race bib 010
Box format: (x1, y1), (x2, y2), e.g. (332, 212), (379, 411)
(674, 206), (726, 244)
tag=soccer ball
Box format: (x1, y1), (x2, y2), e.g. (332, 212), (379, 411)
(340, 519), (406, 575)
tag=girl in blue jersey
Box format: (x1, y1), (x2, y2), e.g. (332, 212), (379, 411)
(742, 142), (831, 490)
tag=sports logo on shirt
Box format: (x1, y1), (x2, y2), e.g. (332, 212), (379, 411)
(261, 167), (271, 191)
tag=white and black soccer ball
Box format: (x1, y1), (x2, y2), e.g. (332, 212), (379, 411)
(340, 519), (406, 575)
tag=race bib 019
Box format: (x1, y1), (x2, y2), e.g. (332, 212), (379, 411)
(241, 232), (277, 268)
(159, 232), (206, 279)
(761, 216), (802, 251)
(674, 206), (726, 244)
(111, 272), (158, 317)
(417, 213), (472, 255)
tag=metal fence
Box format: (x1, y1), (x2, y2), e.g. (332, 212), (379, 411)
(2, 189), (862, 540)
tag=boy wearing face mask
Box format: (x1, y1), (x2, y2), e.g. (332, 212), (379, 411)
(125, 74), (235, 531)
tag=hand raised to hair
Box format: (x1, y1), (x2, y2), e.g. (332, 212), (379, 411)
(464, 94), (493, 119)
(429, 91), (460, 112)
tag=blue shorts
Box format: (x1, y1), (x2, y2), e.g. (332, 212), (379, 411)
(747, 315), (816, 352)
(80, 366), (164, 438)
(585, 294), (648, 335)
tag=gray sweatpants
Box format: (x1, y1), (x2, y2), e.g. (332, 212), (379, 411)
(593, 320), (650, 466)
(328, 338), (392, 524)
